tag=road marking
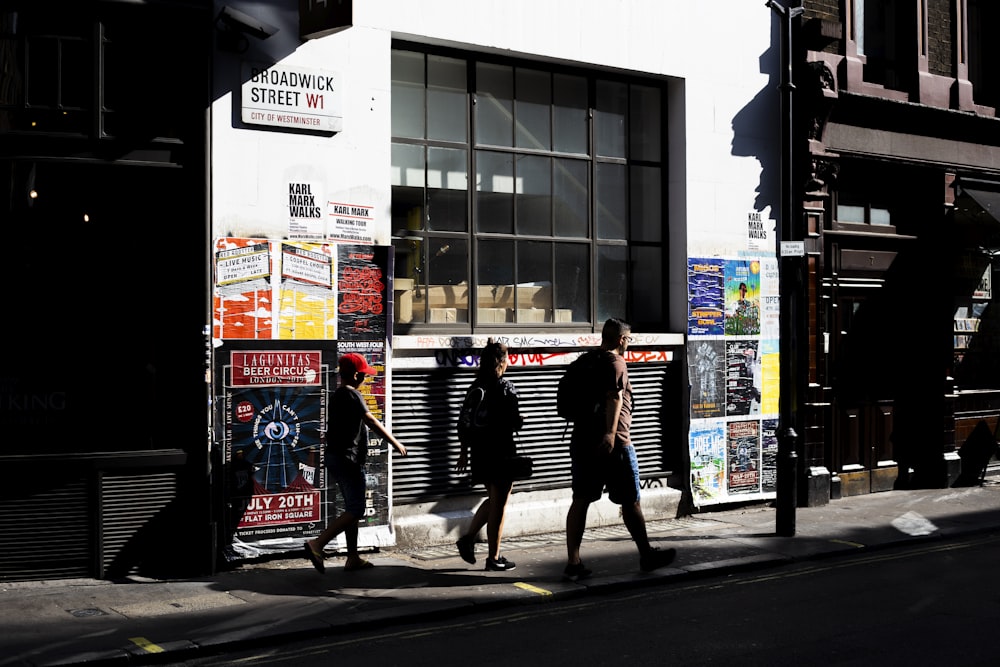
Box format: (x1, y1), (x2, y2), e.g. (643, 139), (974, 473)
(514, 582), (552, 596)
(829, 538), (865, 547)
(128, 637), (165, 654)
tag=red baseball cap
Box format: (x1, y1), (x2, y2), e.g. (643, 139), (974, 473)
(339, 352), (378, 375)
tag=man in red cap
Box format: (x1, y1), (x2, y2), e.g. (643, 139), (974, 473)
(304, 352), (407, 573)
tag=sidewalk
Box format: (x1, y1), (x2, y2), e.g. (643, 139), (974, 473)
(3, 483), (1000, 667)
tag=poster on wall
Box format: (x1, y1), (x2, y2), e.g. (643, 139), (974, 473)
(287, 181), (326, 240)
(727, 419), (760, 495)
(761, 418), (779, 494)
(278, 242), (336, 339)
(220, 343), (332, 558)
(724, 259), (761, 336)
(213, 241), (397, 557)
(687, 258), (725, 336)
(328, 200), (376, 244)
(214, 238), (273, 340)
(686, 254), (778, 506)
(690, 420), (727, 506)
(689, 339), (725, 419)
(725, 340), (761, 416)
(336, 244), (389, 341)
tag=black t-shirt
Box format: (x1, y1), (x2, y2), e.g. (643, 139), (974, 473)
(328, 385), (369, 465)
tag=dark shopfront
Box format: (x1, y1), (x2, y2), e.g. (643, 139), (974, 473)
(0, 1), (214, 581)
(812, 157), (1000, 497)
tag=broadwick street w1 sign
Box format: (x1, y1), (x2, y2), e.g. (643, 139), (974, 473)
(241, 62), (343, 132)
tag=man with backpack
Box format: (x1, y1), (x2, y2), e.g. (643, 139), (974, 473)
(562, 318), (677, 581)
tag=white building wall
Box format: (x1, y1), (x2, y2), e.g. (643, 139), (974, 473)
(210, 1), (783, 537)
(212, 0), (779, 259)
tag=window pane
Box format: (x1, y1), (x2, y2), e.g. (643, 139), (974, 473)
(476, 151), (514, 233)
(476, 63), (513, 147)
(516, 155), (551, 236)
(837, 204), (865, 223)
(631, 246), (662, 322)
(392, 236), (422, 324)
(392, 51), (425, 139)
(596, 162), (627, 240)
(391, 145), (425, 235)
(597, 244), (628, 323)
(870, 207), (891, 226)
(630, 165), (661, 242)
(391, 144), (425, 324)
(516, 68), (551, 150)
(428, 56), (467, 142)
(554, 73), (588, 154)
(427, 147), (468, 231)
(477, 239), (515, 323)
(554, 158), (589, 238)
(426, 237), (469, 323)
(391, 143), (424, 188)
(26, 36), (59, 107)
(555, 243), (589, 323)
(516, 240), (553, 323)
(595, 80), (626, 158)
(630, 85), (661, 161)
(61, 38), (88, 109)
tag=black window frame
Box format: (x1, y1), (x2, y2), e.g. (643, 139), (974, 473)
(390, 42), (668, 334)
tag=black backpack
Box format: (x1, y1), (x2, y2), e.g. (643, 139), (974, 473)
(556, 350), (611, 423)
(457, 382), (491, 447)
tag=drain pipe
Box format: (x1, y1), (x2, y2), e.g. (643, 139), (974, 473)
(768, 0), (803, 537)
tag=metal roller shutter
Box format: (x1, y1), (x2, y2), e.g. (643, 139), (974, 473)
(0, 477), (91, 582)
(100, 472), (179, 577)
(390, 363), (673, 504)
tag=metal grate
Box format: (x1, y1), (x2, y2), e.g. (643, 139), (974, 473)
(100, 472), (178, 576)
(390, 363), (672, 504)
(0, 477), (91, 582)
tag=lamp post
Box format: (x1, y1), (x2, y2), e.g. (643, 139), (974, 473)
(768, 0), (803, 537)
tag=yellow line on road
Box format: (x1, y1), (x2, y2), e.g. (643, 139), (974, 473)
(514, 581), (552, 596)
(828, 538), (865, 548)
(128, 637), (165, 654)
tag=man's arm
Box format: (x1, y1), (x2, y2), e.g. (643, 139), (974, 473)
(364, 412), (407, 456)
(600, 388), (622, 454)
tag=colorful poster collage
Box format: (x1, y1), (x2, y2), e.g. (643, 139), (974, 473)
(214, 239), (392, 557)
(687, 256), (779, 506)
(221, 343), (330, 552)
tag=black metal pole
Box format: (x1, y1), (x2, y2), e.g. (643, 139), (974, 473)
(768, 0), (802, 537)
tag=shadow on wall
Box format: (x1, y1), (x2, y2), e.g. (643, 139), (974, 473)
(730, 15), (781, 222)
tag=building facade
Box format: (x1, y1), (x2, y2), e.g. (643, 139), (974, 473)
(11, 0), (993, 582)
(798, 0), (1000, 497)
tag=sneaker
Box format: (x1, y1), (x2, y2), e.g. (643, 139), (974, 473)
(639, 547), (677, 573)
(562, 561), (592, 582)
(456, 536), (476, 564)
(485, 556), (516, 571)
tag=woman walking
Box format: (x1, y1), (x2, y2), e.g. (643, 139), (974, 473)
(454, 339), (523, 571)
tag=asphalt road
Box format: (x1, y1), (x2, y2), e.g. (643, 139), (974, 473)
(169, 529), (1000, 667)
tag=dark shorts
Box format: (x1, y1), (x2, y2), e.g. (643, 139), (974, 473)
(570, 442), (641, 505)
(330, 456), (366, 517)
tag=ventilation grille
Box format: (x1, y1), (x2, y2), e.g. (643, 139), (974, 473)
(390, 363), (671, 503)
(0, 478), (91, 581)
(101, 472), (179, 576)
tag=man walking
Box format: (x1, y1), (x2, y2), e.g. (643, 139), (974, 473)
(563, 318), (677, 581)
(304, 352), (407, 573)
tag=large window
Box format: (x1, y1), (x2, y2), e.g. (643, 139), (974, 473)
(0, 5), (200, 141)
(968, 0), (1000, 110)
(853, 0), (916, 92)
(391, 46), (667, 331)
